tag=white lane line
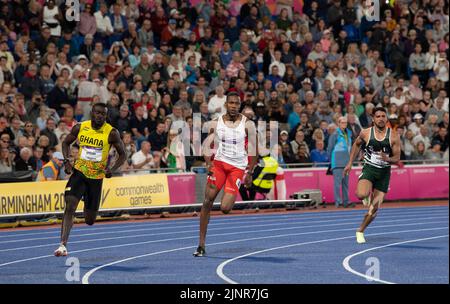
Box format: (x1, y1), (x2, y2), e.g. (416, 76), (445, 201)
(0, 216), (448, 252)
(1, 209), (446, 244)
(1, 218), (446, 269)
(1, 214), (447, 253)
(0, 205), (447, 238)
(342, 235), (449, 284)
(83, 227), (448, 284)
(216, 229), (449, 284)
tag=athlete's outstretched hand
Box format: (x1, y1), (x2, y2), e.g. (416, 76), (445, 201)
(244, 173), (252, 188)
(343, 163), (352, 176)
(64, 162), (73, 175)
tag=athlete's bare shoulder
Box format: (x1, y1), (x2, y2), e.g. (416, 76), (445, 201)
(359, 127), (371, 143)
(205, 118), (219, 135)
(244, 117), (256, 130)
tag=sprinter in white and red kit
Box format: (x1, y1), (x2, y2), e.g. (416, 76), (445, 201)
(194, 92), (258, 257)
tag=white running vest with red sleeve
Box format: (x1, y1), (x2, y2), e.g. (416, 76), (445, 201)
(214, 114), (248, 170)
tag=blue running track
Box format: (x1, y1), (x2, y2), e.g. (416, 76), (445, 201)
(0, 205), (447, 284)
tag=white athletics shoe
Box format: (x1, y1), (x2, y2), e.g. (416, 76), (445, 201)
(54, 244), (68, 257)
(356, 232), (366, 244)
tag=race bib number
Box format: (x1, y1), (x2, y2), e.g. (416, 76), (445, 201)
(370, 152), (388, 166)
(80, 146), (103, 162)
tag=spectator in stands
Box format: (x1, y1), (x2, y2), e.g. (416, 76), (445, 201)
(411, 141), (428, 162)
(327, 116), (353, 208)
(131, 140), (156, 174)
(409, 113), (424, 136)
(148, 121), (167, 154)
(432, 126), (449, 152)
(0, 0), (445, 188)
(14, 147), (33, 172)
(161, 128), (186, 172)
(426, 141), (444, 161)
(35, 151), (65, 181)
(130, 105), (149, 149)
(40, 118), (58, 148)
(310, 140), (329, 166)
(293, 143), (311, 164)
(0, 147), (12, 173)
(413, 125), (431, 150)
(359, 103), (375, 128)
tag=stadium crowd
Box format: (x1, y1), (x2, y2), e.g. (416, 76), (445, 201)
(0, 0), (448, 177)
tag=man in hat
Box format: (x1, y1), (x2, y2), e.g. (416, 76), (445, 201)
(301, 77), (315, 97)
(345, 66), (360, 90)
(254, 101), (269, 122)
(409, 113), (424, 136)
(80, 34), (95, 59)
(161, 19), (177, 45)
(36, 152), (65, 181)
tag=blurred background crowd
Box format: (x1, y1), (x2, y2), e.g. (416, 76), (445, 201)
(0, 0), (448, 178)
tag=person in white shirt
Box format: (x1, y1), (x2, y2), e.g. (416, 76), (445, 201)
(326, 66), (345, 89)
(344, 67), (360, 91)
(433, 52), (449, 83)
(390, 87), (406, 107)
(413, 125), (431, 149)
(184, 42), (202, 67)
(408, 113), (424, 136)
(94, 3), (113, 37)
(268, 50), (286, 77)
(43, 0), (61, 37)
(208, 85), (227, 119)
(131, 141), (155, 174)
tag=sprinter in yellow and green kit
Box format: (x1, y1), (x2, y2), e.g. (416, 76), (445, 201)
(54, 103), (126, 257)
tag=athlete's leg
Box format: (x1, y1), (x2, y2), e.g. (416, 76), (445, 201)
(60, 195), (81, 246)
(220, 192), (237, 214)
(357, 189), (385, 233)
(220, 166), (245, 214)
(355, 179), (374, 243)
(355, 179), (373, 201)
(83, 178), (104, 226)
(57, 171), (85, 253)
(198, 183), (221, 249)
(84, 209), (97, 226)
(197, 161), (225, 251)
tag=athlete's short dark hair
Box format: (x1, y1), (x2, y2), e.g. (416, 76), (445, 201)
(226, 91), (241, 102)
(92, 102), (108, 110)
(373, 107), (387, 116)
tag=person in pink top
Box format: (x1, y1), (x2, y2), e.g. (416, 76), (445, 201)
(226, 51), (245, 78)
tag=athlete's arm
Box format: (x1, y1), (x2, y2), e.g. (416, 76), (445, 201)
(202, 120), (218, 173)
(107, 128), (126, 178)
(245, 119), (258, 187)
(381, 131), (401, 164)
(343, 128), (369, 176)
(62, 123), (80, 174)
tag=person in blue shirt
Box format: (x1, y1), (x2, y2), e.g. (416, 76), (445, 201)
(310, 140), (329, 166)
(327, 116), (355, 208)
